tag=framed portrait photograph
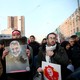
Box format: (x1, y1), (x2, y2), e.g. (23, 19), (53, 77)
(4, 37), (30, 73)
(42, 61), (61, 80)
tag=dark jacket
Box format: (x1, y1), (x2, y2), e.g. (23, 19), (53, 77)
(36, 42), (69, 69)
(0, 48), (6, 80)
(61, 41), (72, 61)
(36, 43), (71, 80)
(29, 41), (40, 57)
(71, 43), (80, 69)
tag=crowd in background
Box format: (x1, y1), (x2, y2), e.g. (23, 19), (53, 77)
(0, 30), (80, 80)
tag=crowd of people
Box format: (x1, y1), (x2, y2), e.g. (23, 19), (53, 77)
(0, 30), (80, 80)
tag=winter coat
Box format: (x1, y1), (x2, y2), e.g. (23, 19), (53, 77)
(36, 43), (69, 69)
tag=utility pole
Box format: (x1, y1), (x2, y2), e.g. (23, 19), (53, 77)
(77, 0), (80, 14)
(77, 0), (79, 8)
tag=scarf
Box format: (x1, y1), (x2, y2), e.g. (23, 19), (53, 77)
(46, 44), (57, 51)
(45, 44), (57, 61)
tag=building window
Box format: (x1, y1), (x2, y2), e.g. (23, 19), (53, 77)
(75, 9), (78, 15)
(72, 13), (74, 17)
(73, 29), (75, 33)
(11, 17), (14, 28)
(76, 27), (79, 32)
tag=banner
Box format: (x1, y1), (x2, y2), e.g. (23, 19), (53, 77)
(42, 61), (61, 80)
(4, 37), (30, 73)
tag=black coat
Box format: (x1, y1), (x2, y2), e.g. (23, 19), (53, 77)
(0, 48), (7, 80)
(36, 43), (69, 69)
(71, 43), (80, 69)
(36, 43), (70, 80)
(29, 41), (40, 57)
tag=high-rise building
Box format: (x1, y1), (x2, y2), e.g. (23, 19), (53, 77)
(8, 16), (25, 36)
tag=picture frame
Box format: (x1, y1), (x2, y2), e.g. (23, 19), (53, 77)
(42, 61), (61, 80)
(4, 37), (30, 73)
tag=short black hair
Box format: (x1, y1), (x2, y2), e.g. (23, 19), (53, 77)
(71, 35), (78, 39)
(42, 38), (47, 41)
(46, 32), (57, 39)
(30, 35), (35, 39)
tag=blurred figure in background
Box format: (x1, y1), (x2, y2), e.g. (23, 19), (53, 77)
(41, 38), (47, 45)
(66, 36), (80, 80)
(29, 35), (40, 57)
(61, 41), (72, 63)
(69, 35), (80, 70)
(0, 40), (7, 80)
(29, 35), (40, 76)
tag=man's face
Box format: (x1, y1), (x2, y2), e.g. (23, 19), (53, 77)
(42, 39), (47, 44)
(0, 44), (4, 49)
(47, 68), (53, 77)
(66, 44), (70, 50)
(10, 41), (21, 57)
(69, 39), (74, 47)
(47, 34), (56, 46)
(30, 37), (35, 42)
(12, 31), (21, 39)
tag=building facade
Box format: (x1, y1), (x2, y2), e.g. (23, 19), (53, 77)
(56, 7), (80, 39)
(7, 16), (25, 36)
